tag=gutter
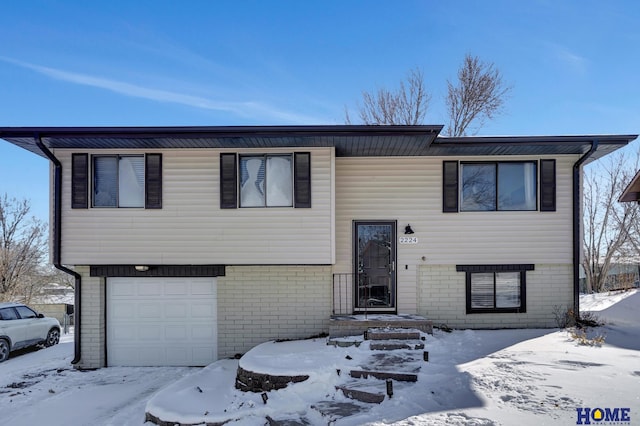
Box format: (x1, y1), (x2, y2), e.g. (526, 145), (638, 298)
(35, 135), (82, 365)
(572, 139), (598, 318)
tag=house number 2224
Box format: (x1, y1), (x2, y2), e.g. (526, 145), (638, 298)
(399, 237), (418, 244)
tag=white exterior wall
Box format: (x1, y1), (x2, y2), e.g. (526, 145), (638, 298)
(335, 155), (577, 315)
(55, 148), (334, 265)
(418, 264), (573, 328)
(217, 266), (332, 357)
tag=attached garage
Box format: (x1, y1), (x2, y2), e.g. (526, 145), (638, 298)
(106, 277), (217, 367)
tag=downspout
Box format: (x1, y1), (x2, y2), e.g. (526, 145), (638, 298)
(35, 135), (82, 365)
(573, 139), (598, 318)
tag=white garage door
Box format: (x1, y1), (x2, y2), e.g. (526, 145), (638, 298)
(107, 277), (217, 367)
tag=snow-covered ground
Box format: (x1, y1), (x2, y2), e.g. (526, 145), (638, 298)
(1, 290), (637, 425)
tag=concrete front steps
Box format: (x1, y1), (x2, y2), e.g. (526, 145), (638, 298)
(329, 314), (433, 338)
(330, 327), (428, 408)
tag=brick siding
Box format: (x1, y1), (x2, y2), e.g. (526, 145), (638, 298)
(216, 266), (332, 358)
(417, 264), (573, 328)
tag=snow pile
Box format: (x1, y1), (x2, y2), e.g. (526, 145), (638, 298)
(1, 293), (639, 425)
(580, 288), (637, 311)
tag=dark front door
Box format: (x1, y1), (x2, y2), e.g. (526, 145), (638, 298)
(354, 221), (396, 311)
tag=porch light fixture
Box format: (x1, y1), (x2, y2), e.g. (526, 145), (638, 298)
(404, 224), (414, 234)
(134, 265), (150, 272)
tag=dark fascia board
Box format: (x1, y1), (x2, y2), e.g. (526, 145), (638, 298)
(435, 134), (638, 144)
(0, 126), (636, 161)
(619, 169), (640, 202)
(0, 124), (444, 138)
(432, 134), (638, 163)
(0, 125), (443, 158)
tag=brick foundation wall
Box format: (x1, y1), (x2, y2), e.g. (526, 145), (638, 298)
(217, 266), (332, 358)
(417, 264), (573, 328)
(76, 266), (106, 369)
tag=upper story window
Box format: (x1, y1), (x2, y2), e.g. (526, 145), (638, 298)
(93, 155), (145, 208)
(220, 152), (311, 209)
(443, 160), (555, 213)
(71, 153), (162, 209)
(461, 162), (537, 211)
(240, 155), (293, 207)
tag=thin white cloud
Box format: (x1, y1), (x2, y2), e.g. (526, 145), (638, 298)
(0, 56), (322, 123)
(550, 44), (588, 73)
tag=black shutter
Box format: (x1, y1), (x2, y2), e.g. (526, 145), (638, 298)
(294, 152), (311, 208)
(442, 161), (459, 212)
(71, 153), (88, 209)
(145, 154), (162, 209)
(540, 159), (556, 211)
(220, 153), (238, 209)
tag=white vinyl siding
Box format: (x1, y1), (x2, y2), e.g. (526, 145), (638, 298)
(334, 155), (576, 313)
(56, 148), (334, 265)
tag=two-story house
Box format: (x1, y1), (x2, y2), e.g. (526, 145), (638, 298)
(1, 125), (636, 368)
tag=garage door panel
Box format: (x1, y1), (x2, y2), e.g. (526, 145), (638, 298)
(138, 303), (163, 319)
(165, 284), (188, 296)
(192, 303), (215, 317)
(165, 325), (188, 339)
(166, 303), (187, 318)
(137, 325), (162, 340)
(111, 304), (136, 319)
(107, 277), (217, 367)
(192, 281), (215, 295)
(110, 326), (137, 340)
(110, 281), (135, 296)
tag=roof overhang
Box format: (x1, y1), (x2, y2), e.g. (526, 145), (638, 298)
(0, 125), (636, 162)
(619, 169), (640, 203)
(0, 125), (443, 158)
(431, 135), (637, 164)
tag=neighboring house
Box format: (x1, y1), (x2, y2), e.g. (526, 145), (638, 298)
(579, 262), (640, 292)
(0, 126), (636, 369)
(30, 283), (75, 326)
(620, 169), (640, 204)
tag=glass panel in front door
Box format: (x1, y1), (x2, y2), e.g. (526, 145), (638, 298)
(355, 223), (395, 309)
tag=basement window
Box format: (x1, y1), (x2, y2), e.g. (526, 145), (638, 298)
(457, 264), (533, 313)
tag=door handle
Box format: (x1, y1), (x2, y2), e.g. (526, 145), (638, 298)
(390, 261), (395, 272)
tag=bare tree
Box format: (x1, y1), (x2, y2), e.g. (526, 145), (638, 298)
(582, 150), (640, 293)
(0, 194), (48, 302)
(345, 67), (430, 125)
(445, 54), (512, 136)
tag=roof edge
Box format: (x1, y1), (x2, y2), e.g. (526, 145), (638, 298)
(0, 124), (444, 138)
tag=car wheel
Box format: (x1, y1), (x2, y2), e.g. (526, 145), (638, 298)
(45, 328), (60, 347)
(0, 339), (9, 362)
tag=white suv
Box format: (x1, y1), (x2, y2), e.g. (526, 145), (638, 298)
(0, 302), (61, 362)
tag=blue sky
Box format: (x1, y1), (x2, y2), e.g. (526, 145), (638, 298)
(1, 0), (639, 221)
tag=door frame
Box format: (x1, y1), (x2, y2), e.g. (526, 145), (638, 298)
(352, 220), (397, 313)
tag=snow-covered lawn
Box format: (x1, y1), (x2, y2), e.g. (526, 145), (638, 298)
(1, 289), (637, 426)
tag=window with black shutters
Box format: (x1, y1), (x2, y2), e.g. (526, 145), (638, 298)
(540, 159), (556, 211)
(72, 153), (162, 209)
(220, 152), (311, 209)
(442, 161), (458, 212)
(443, 160), (556, 213)
(145, 154), (162, 209)
(72, 153), (88, 209)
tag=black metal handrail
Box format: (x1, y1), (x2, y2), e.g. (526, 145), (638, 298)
(332, 273), (354, 315)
